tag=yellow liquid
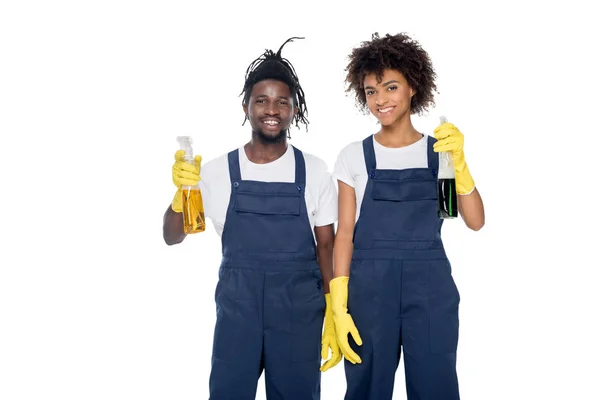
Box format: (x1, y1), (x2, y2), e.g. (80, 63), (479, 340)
(182, 188), (205, 234)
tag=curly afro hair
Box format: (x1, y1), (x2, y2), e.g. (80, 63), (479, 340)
(345, 32), (438, 115)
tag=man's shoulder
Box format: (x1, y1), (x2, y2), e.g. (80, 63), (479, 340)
(294, 147), (328, 173)
(293, 147), (334, 191)
(200, 150), (234, 181)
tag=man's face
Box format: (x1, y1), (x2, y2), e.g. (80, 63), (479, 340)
(243, 79), (296, 142)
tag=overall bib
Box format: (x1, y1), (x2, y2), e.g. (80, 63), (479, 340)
(209, 146), (325, 400)
(344, 135), (461, 400)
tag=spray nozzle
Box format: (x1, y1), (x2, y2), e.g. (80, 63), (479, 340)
(439, 115), (448, 124)
(176, 136), (194, 162)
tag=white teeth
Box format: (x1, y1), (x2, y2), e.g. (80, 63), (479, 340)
(263, 120), (279, 125)
(379, 107), (393, 113)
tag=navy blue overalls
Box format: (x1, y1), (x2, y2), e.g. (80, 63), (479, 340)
(344, 135), (461, 400)
(209, 146), (325, 400)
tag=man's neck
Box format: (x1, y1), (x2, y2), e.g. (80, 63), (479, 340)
(244, 136), (288, 164)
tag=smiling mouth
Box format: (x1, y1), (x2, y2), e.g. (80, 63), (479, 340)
(378, 106), (395, 114)
(261, 119), (281, 128)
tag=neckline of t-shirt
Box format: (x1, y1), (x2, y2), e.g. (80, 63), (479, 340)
(238, 144), (293, 168)
(371, 133), (427, 152)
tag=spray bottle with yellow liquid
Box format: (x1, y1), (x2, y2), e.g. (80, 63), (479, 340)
(176, 136), (205, 233)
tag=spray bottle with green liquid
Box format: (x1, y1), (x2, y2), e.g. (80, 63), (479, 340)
(437, 116), (458, 219)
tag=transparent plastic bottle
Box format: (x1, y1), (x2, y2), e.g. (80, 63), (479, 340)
(437, 116), (458, 219)
(176, 136), (205, 233)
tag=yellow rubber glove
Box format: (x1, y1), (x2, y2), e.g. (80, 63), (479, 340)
(171, 150), (202, 213)
(330, 276), (362, 364)
(433, 122), (475, 195)
(320, 293), (342, 372)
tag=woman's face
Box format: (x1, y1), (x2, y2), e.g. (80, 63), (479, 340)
(363, 69), (415, 126)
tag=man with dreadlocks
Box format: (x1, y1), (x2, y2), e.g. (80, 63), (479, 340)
(163, 37), (341, 399)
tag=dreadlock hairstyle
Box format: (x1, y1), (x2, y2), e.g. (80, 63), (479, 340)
(345, 32), (438, 116)
(241, 37), (309, 137)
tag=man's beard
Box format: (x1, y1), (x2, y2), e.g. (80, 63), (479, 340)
(254, 127), (288, 144)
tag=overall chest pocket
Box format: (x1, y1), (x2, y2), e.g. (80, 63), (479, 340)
(371, 169), (438, 202)
(365, 169), (441, 245)
(229, 183), (307, 254)
(234, 191), (301, 215)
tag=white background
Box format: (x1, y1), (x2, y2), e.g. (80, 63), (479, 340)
(1, 1), (599, 399)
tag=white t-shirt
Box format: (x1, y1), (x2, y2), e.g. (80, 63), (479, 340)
(199, 145), (338, 240)
(333, 134), (430, 221)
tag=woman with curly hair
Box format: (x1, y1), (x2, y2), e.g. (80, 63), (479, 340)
(328, 33), (485, 399)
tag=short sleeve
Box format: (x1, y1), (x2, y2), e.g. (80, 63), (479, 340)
(333, 144), (357, 188)
(314, 172), (338, 227)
